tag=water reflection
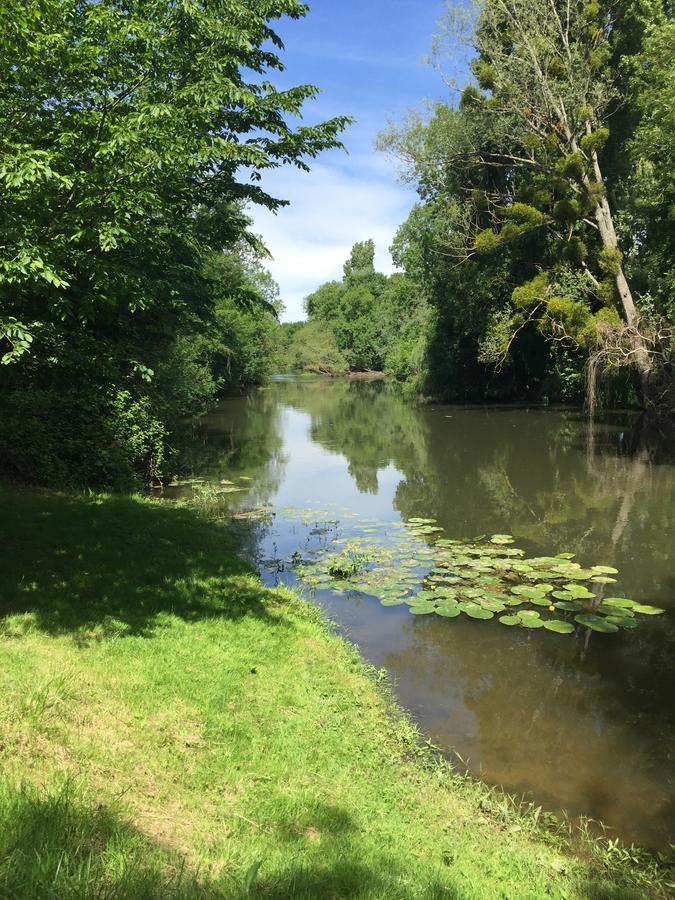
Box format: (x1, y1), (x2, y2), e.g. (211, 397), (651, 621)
(194, 378), (674, 848)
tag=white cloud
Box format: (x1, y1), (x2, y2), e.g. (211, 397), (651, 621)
(248, 159), (416, 321)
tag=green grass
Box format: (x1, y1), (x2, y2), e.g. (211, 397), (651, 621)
(0, 487), (669, 898)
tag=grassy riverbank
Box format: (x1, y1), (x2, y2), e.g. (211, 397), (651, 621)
(0, 488), (669, 898)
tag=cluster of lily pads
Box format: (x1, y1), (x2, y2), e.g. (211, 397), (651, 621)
(287, 511), (664, 636)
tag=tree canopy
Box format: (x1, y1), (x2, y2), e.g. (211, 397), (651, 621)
(380, 0), (674, 411)
(0, 0), (349, 487)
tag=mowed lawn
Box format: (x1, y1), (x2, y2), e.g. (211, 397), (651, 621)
(0, 488), (667, 898)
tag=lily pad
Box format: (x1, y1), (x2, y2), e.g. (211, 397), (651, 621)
(490, 534), (515, 545)
(632, 604), (665, 615)
(575, 614), (619, 633)
(462, 603), (494, 620)
(606, 615), (638, 629)
(380, 598), (407, 607)
(409, 605), (436, 615)
(520, 616), (544, 629)
(591, 565), (619, 575)
(554, 600), (582, 612)
(543, 620), (575, 634)
(603, 597), (637, 609)
(435, 604), (461, 618)
(561, 584), (596, 600)
(480, 597), (507, 613)
(597, 603), (633, 617)
(511, 585), (548, 599)
(499, 615), (521, 626)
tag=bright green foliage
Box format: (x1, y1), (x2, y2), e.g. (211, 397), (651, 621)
(270, 320), (349, 375)
(0, 0), (348, 487)
(302, 242), (429, 378)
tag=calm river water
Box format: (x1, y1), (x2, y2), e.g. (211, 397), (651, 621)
(185, 377), (674, 849)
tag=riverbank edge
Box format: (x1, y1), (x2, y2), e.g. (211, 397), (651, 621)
(0, 486), (670, 898)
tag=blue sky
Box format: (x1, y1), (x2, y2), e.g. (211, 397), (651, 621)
(248, 0), (468, 321)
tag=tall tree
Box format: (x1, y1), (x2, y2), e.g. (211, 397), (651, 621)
(385, 0), (674, 411)
(0, 0), (349, 363)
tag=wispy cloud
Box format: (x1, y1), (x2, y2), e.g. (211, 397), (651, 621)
(241, 0), (455, 322)
(249, 160), (415, 321)
(291, 43), (429, 72)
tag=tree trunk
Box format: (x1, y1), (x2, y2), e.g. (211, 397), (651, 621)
(591, 194), (654, 404)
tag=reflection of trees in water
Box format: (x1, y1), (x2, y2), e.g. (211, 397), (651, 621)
(473, 417), (675, 597)
(179, 388), (287, 502)
(272, 378), (431, 495)
(391, 408), (674, 598)
(383, 613), (675, 847)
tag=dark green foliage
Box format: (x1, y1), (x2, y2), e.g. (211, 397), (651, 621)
(556, 153), (586, 181)
(379, 0), (674, 408)
(553, 199), (581, 226)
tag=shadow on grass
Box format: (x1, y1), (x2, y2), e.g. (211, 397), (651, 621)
(0, 784), (463, 900)
(0, 781), (204, 900)
(238, 800), (461, 900)
(0, 489), (286, 639)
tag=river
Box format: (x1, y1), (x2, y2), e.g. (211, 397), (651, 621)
(180, 376), (675, 849)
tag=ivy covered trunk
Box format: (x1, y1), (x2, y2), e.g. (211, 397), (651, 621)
(587, 149), (655, 408)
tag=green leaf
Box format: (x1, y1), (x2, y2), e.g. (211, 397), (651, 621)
(543, 620), (575, 634)
(479, 597), (506, 612)
(499, 615), (521, 626)
(605, 615), (637, 629)
(575, 614), (618, 633)
(490, 534), (515, 544)
(554, 600), (582, 611)
(435, 604), (461, 618)
(409, 605), (436, 615)
(519, 616), (544, 629)
(511, 585), (549, 599)
(462, 603), (494, 619)
(632, 604), (665, 615)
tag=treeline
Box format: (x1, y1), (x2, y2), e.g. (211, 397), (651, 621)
(0, 0), (346, 489)
(272, 240), (429, 382)
(283, 0), (674, 412)
(378, 0), (675, 410)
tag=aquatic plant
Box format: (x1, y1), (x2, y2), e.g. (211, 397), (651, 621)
(284, 507), (665, 638)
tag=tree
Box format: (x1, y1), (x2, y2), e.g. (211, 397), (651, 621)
(0, 0), (350, 487)
(0, 0), (349, 362)
(384, 0), (673, 411)
(303, 241), (426, 376)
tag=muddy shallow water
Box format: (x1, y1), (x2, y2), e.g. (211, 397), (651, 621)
(183, 377), (675, 848)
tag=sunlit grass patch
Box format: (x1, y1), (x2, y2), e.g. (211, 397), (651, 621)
(0, 488), (670, 898)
